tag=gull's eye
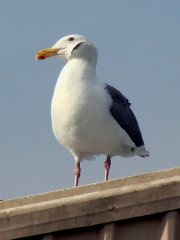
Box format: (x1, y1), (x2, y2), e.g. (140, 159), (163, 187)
(68, 37), (75, 42)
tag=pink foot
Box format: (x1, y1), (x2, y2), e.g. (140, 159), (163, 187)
(104, 155), (111, 181)
(74, 162), (81, 187)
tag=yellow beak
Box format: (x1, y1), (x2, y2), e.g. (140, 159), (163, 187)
(36, 48), (60, 60)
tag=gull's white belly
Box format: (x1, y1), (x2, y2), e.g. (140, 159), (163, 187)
(51, 79), (135, 160)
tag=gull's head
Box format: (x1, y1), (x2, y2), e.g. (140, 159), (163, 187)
(36, 34), (98, 64)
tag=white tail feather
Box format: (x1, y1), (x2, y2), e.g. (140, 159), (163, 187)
(136, 146), (150, 157)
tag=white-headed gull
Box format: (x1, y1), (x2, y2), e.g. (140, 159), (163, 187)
(36, 34), (149, 187)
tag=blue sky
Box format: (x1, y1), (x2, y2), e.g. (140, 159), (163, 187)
(1, 1), (180, 199)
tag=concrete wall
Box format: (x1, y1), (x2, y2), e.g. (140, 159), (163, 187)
(0, 167), (180, 240)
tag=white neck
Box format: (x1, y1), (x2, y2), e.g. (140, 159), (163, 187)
(59, 58), (97, 84)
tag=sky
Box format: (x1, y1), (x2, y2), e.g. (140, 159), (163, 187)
(1, 1), (180, 200)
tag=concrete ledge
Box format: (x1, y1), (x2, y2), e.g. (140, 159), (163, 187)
(0, 167), (180, 239)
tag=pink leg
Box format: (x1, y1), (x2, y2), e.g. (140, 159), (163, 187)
(104, 155), (111, 181)
(74, 162), (81, 187)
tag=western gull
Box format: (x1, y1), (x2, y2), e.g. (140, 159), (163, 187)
(36, 34), (149, 187)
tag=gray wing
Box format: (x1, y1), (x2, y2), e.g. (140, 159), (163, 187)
(105, 84), (144, 147)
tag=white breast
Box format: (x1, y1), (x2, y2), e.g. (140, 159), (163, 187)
(51, 59), (135, 161)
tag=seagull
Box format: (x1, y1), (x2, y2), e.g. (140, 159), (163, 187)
(36, 34), (149, 187)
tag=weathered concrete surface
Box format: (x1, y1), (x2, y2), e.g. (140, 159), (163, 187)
(0, 167), (180, 240)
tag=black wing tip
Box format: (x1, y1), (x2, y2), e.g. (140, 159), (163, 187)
(105, 83), (145, 148)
